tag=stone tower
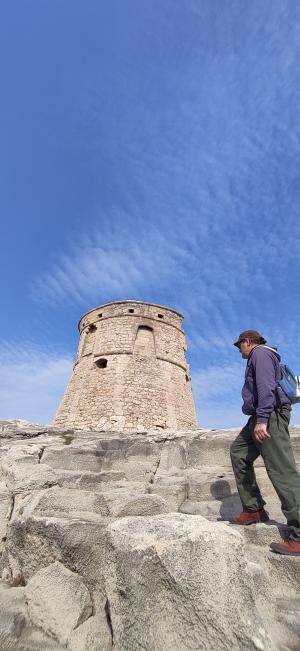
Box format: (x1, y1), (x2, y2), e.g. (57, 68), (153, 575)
(54, 300), (198, 431)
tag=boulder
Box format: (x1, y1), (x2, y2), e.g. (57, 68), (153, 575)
(105, 513), (270, 651)
(1, 446), (58, 493)
(6, 495), (110, 611)
(25, 562), (92, 644)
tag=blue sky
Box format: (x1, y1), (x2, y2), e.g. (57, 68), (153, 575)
(1, 0), (300, 428)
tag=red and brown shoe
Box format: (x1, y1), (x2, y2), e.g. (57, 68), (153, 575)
(270, 540), (300, 556)
(229, 509), (269, 525)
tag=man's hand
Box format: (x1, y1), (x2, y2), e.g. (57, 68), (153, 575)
(254, 423), (271, 442)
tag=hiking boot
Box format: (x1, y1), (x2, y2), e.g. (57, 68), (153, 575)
(229, 509), (269, 525)
(270, 540), (300, 556)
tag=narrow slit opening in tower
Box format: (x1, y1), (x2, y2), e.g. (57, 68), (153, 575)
(95, 358), (108, 368)
(158, 313), (164, 319)
(88, 324), (97, 332)
(128, 308), (135, 313)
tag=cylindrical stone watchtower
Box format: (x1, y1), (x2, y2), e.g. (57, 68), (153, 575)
(54, 300), (198, 431)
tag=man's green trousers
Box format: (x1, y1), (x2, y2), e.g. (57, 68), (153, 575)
(230, 405), (300, 541)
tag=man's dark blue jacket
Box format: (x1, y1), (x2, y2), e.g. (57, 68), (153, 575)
(242, 345), (291, 424)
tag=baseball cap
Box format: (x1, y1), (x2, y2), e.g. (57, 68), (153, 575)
(233, 330), (267, 347)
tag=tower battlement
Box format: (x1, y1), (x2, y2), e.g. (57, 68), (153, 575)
(54, 300), (198, 431)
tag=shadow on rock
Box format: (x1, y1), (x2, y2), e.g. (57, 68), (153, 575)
(210, 480), (288, 538)
(210, 480), (242, 520)
(210, 479), (242, 520)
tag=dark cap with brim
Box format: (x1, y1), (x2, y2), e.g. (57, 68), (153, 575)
(234, 330), (267, 347)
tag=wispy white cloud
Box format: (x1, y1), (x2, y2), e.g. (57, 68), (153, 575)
(30, 222), (187, 306)
(29, 208), (300, 385)
(30, 211), (284, 314)
(0, 342), (73, 424)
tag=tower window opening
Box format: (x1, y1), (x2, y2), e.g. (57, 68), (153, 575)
(128, 308), (135, 313)
(158, 314), (164, 319)
(88, 324), (97, 332)
(95, 358), (108, 368)
(98, 313), (103, 318)
(133, 325), (155, 359)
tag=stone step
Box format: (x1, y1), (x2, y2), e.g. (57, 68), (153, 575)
(187, 430), (300, 469)
(185, 466), (291, 523)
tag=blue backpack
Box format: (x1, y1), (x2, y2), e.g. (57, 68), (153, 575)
(277, 365), (300, 404)
(259, 346), (300, 404)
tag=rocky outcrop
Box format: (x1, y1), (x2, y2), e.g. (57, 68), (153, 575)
(0, 420), (300, 650)
(25, 562), (92, 643)
(105, 514), (269, 651)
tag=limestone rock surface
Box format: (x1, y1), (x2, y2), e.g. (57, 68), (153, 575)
(105, 513), (270, 651)
(0, 419), (299, 650)
(67, 613), (112, 651)
(25, 561), (92, 643)
(0, 581), (65, 650)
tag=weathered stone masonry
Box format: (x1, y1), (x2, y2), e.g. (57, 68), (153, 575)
(54, 300), (198, 431)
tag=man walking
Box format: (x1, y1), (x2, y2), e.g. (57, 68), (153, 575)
(230, 330), (300, 555)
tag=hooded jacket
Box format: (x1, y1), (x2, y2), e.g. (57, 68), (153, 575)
(242, 345), (291, 424)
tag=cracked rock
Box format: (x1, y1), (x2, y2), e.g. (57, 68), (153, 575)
(105, 513), (271, 651)
(67, 613), (112, 651)
(25, 562), (92, 644)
